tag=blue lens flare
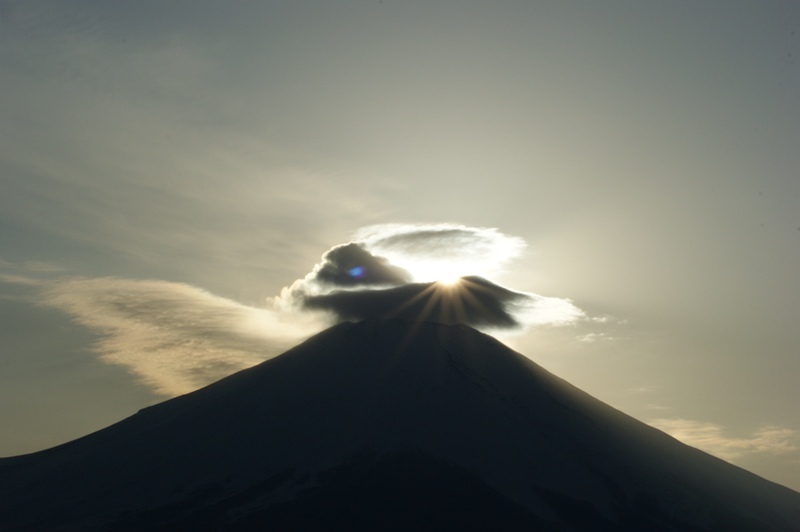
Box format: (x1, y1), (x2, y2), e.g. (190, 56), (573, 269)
(348, 266), (366, 278)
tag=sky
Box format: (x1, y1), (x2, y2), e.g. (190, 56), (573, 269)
(1, 0), (799, 491)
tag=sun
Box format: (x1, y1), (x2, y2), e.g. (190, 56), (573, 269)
(435, 275), (462, 286)
(401, 259), (466, 286)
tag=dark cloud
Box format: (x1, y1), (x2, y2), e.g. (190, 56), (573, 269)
(303, 276), (529, 329)
(313, 243), (412, 288)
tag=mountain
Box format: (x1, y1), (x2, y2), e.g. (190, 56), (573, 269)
(1, 319), (799, 530)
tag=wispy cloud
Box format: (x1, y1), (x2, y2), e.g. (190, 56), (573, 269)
(0, 273), (43, 287)
(649, 418), (800, 462)
(577, 332), (615, 343)
(0, 261), (326, 396)
(39, 277), (322, 396)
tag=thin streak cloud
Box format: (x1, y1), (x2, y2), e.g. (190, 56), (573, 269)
(649, 418), (800, 462)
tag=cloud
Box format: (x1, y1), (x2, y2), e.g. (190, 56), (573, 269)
(304, 276), (521, 329)
(7, 224), (583, 396)
(577, 332), (615, 343)
(42, 277), (321, 396)
(303, 275), (582, 330)
(0, 260), (63, 287)
(648, 418), (800, 462)
(278, 224), (583, 331)
(0, 273), (43, 288)
(307, 242), (412, 289)
(355, 223), (526, 282)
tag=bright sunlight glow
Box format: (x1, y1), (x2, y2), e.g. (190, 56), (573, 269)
(396, 259), (468, 285)
(435, 275), (462, 286)
(356, 223), (526, 285)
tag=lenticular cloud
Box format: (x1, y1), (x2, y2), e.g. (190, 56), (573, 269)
(355, 223), (526, 282)
(278, 223), (583, 331)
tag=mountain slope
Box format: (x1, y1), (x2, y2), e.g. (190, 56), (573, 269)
(1, 319), (798, 530)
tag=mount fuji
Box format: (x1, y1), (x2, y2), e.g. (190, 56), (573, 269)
(1, 318), (799, 530)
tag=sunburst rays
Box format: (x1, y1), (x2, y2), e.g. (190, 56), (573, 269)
(385, 277), (512, 327)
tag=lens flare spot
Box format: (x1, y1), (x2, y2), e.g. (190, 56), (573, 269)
(348, 266), (366, 278)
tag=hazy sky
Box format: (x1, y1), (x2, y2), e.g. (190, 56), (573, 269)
(2, 1), (799, 491)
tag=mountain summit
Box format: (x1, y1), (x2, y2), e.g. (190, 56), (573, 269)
(1, 319), (799, 530)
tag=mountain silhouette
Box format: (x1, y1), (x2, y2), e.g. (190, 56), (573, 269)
(1, 319), (799, 530)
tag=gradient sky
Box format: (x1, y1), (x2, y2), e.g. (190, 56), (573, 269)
(1, 1), (799, 491)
